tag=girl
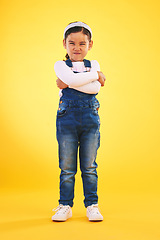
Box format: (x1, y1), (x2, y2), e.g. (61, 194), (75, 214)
(52, 21), (106, 222)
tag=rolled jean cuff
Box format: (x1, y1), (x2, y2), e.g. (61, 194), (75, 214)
(59, 200), (73, 207)
(85, 200), (98, 208)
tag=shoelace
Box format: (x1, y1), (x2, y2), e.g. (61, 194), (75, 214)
(88, 204), (100, 215)
(52, 204), (70, 214)
(52, 204), (63, 212)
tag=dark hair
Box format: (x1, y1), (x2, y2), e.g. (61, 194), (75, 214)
(64, 22), (92, 60)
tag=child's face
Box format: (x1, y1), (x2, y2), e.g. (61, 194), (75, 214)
(63, 31), (93, 62)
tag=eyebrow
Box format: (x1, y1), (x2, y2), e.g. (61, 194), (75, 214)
(68, 40), (87, 43)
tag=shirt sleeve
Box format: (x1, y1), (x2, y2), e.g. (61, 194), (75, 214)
(90, 60), (101, 72)
(72, 81), (101, 94)
(69, 60), (101, 94)
(54, 61), (99, 87)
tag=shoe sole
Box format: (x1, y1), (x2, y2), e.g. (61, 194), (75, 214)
(88, 219), (103, 222)
(87, 213), (103, 222)
(52, 211), (72, 222)
(52, 219), (67, 222)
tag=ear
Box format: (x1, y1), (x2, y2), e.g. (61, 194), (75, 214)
(88, 40), (93, 50)
(63, 39), (66, 49)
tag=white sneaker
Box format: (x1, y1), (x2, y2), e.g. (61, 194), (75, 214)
(87, 204), (103, 221)
(52, 204), (72, 222)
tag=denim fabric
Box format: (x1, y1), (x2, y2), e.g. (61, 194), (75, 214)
(56, 88), (100, 208)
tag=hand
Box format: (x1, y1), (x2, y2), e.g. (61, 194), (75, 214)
(97, 71), (106, 87)
(56, 78), (68, 89)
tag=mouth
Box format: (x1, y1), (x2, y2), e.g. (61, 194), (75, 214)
(74, 53), (81, 55)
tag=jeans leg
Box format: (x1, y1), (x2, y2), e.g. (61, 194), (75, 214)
(79, 112), (100, 207)
(57, 116), (78, 207)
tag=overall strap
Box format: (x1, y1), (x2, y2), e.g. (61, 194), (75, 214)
(83, 59), (91, 68)
(62, 58), (97, 97)
(65, 59), (91, 68)
(65, 59), (73, 67)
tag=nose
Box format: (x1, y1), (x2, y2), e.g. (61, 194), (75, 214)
(74, 44), (80, 51)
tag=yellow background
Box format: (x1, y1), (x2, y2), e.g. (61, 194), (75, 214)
(0, 0), (160, 239)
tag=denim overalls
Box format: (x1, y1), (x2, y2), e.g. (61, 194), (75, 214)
(56, 59), (100, 208)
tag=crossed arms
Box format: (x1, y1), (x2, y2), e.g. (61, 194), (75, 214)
(54, 60), (106, 94)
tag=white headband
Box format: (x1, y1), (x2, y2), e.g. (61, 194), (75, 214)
(64, 22), (92, 39)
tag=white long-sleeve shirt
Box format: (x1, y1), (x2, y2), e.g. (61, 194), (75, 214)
(54, 60), (101, 96)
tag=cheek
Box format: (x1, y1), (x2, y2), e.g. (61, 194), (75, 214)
(66, 46), (72, 53)
(84, 47), (89, 53)
(68, 45), (74, 50)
